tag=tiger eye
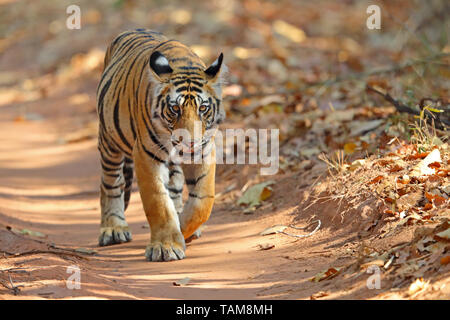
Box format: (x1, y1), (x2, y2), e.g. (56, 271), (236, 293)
(199, 105), (209, 112)
(171, 105), (180, 113)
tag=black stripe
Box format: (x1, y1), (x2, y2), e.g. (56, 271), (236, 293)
(152, 39), (177, 51)
(103, 35), (155, 78)
(172, 76), (204, 81)
(178, 66), (202, 70)
(190, 86), (202, 93)
(106, 192), (123, 198)
(176, 86), (189, 92)
(97, 78), (112, 128)
(102, 180), (123, 190)
(167, 187), (183, 194)
(141, 144), (165, 163)
(104, 172), (120, 178)
(185, 172), (207, 185)
(113, 97), (133, 150)
(188, 193), (214, 199)
(141, 91), (168, 154)
(101, 163), (118, 172)
(169, 169), (182, 178)
(108, 213), (126, 220)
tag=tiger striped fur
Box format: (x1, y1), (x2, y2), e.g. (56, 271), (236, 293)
(96, 29), (225, 261)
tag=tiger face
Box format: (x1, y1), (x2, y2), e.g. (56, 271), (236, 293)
(149, 51), (225, 155)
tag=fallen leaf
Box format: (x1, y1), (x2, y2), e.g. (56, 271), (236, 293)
(435, 228), (450, 241)
(257, 243), (275, 251)
(377, 159), (394, 166)
(410, 149), (441, 177)
(13, 228), (46, 238)
(397, 175), (411, 184)
(273, 20), (306, 43)
(74, 248), (97, 255)
(369, 175), (383, 184)
(310, 291), (329, 300)
(428, 162), (441, 169)
(408, 278), (429, 297)
(311, 267), (342, 282)
(388, 163), (404, 173)
(440, 256), (450, 265)
(237, 181), (275, 208)
(360, 259), (385, 270)
(425, 192), (434, 202)
(344, 142), (357, 155)
(349, 159), (366, 171)
(173, 277), (191, 286)
(260, 225), (287, 236)
(432, 195), (447, 207)
(405, 152), (430, 161)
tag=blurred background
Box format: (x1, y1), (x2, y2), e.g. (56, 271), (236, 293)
(0, 0), (448, 116)
(0, 0), (448, 171)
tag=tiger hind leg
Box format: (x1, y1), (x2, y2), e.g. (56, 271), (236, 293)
(98, 136), (132, 246)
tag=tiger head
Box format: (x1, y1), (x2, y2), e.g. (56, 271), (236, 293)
(148, 48), (226, 155)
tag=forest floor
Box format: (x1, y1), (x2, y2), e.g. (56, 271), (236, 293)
(0, 0), (449, 299)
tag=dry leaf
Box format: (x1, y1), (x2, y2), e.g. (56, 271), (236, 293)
(237, 181), (275, 208)
(440, 256), (450, 265)
(310, 291), (329, 300)
(349, 159), (366, 171)
(260, 225), (287, 236)
(173, 277), (191, 286)
(435, 228), (450, 241)
(388, 163), (404, 173)
(311, 267), (342, 282)
(12, 228), (45, 238)
(408, 278), (429, 297)
(74, 248), (97, 255)
(344, 142), (357, 155)
(410, 149), (441, 177)
(257, 243), (275, 251)
(369, 175), (383, 184)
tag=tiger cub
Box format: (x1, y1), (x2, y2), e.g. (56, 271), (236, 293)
(96, 29), (226, 261)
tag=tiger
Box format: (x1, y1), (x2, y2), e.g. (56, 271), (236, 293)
(96, 29), (226, 262)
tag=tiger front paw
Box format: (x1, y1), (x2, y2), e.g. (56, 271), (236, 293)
(98, 226), (132, 246)
(145, 231), (185, 262)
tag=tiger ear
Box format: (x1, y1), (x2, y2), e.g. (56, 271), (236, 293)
(149, 51), (173, 81)
(204, 53), (224, 81)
